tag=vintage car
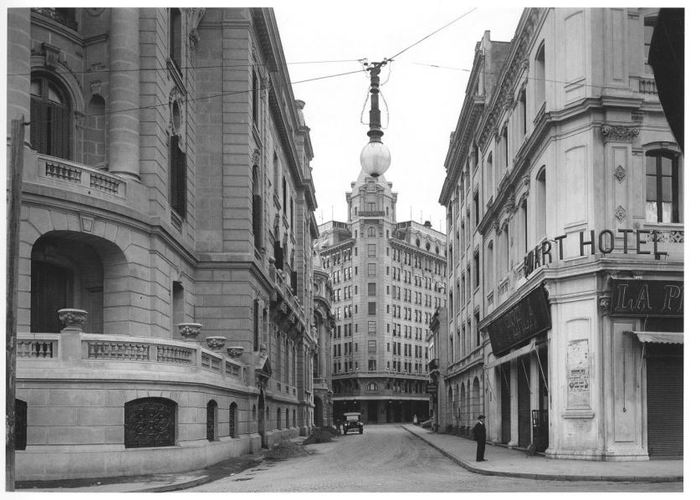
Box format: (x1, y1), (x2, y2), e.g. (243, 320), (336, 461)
(342, 412), (364, 435)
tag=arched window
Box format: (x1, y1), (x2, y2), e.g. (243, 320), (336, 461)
(124, 397), (177, 448)
(535, 42), (546, 111)
(30, 75), (72, 159)
(286, 408), (290, 428)
(646, 150), (682, 223)
(536, 167), (547, 240)
(229, 402), (238, 438)
(207, 400), (218, 441)
(293, 409), (297, 427)
(368, 226), (376, 237)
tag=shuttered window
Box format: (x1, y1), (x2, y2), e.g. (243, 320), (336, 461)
(30, 76), (71, 160)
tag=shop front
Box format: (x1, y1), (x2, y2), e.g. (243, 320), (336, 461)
(607, 278), (683, 459)
(483, 284), (551, 451)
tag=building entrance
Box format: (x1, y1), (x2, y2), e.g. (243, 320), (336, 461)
(646, 343), (683, 458)
(517, 358), (531, 448)
(500, 364), (510, 444)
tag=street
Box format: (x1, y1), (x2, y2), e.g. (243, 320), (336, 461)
(188, 425), (682, 492)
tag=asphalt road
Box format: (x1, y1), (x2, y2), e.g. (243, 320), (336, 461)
(189, 424), (682, 492)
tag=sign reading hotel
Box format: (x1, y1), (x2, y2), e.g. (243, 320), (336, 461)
(523, 228), (674, 277)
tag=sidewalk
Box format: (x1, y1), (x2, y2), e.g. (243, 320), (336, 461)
(403, 425), (683, 483)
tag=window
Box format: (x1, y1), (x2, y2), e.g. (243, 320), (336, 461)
(368, 359), (377, 371)
(169, 131), (187, 217)
(124, 397), (177, 448)
(368, 244), (377, 257)
(252, 166), (263, 249)
(644, 17), (657, 74)
(536, 167), (547, 240)
(14, 399), (27, 451)
(277, 408), (282, 430)
(368, 226), (376, 237)
(252, 70), (259, 126)
(474, 253), (480, 289)
(206, 400), (218, 441)
(474, 191), (480, 224)
(520, 90), (527, 137)
(30, 75), (71, 159)
(368, 263), (376, 276)
(368, 302), (376, 316)
(535, 43), (546, 110)
(646, 150), (681, 223)
(169, 8), (182, 70)
(368, 340), (377, 353)
(368, 321), (376, 334)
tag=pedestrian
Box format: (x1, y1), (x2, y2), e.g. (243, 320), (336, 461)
(473, 415), (487, 462)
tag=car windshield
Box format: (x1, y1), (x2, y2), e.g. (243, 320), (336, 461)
(345, 414), (359, 422)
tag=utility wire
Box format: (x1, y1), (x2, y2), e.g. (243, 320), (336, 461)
(25, 68), (367, 125)
(387, 8), (478, 61)
(8, 59), (365, 77)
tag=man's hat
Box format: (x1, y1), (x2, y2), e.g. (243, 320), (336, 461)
(478, 415), (485, 419)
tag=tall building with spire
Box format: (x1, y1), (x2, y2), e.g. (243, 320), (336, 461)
(318, 170), (447, 424)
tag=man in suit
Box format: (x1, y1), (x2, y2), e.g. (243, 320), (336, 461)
(473, 414), (487, 461)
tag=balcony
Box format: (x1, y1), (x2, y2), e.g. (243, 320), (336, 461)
(17, 330), (247, 387)
(36, 155), (127, 199)
(357, 211), (385, 217)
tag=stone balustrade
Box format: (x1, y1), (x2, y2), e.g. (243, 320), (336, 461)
(37, 154), (127, 198)
(16, 331), (246, 384)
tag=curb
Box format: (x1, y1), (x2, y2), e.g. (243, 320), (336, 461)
(401, 426), (683, 483)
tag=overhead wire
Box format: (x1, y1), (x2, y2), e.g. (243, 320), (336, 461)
(25, 67), (367, 126)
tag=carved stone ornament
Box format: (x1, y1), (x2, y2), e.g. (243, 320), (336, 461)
(187, 8), (207, 49)
(226, 346), (245, 358)
(251, 147), (261, 166)
(178, 322), (202, 339)
(615, 205), (627, 223)
(58, 308), (88, 333)
(598, 295), (611, 315)
(614, 165), (626, 183)
(206, 336), (226, 351)
(600, 125), (639, 143)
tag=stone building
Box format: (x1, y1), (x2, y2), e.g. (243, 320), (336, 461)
(318, 170), (447, 424)
(7, 7), (321, 480)
(439, 8), (683, 460)
(312, 247), (335, 428)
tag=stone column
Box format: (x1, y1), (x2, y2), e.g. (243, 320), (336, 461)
(7, 9), (31, 130)
(108, 8), (140, 179)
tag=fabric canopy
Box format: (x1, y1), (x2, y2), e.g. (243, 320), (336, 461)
(484, 339), (537, 369)
(626, 331), (684, 345)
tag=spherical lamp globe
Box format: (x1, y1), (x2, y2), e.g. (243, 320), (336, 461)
(360, 140), (391, 177)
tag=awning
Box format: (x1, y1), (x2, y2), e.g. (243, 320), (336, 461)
(626, 331), (684, 344)
(484, 339), (536, 369)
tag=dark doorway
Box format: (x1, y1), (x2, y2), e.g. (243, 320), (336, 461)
(500, 364), (511, 444)
(257, 390), (267, 448)
(31, 260), (72, 333)
(368, 401), (378, 423)
(534, 346), (549, 452)
(517, 358), (531, 448)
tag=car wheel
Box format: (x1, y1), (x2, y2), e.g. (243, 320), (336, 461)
(359, 430), (363, 434)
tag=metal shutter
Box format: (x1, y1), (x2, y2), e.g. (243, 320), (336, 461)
(646, 345), (683, 458)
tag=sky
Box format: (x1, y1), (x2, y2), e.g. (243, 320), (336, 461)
(272, 1), (523, 231)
